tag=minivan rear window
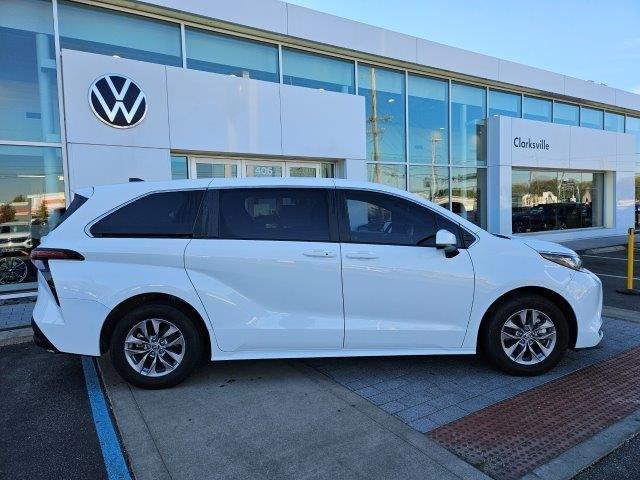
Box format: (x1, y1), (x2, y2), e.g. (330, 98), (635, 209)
(91, 190), (205, 238)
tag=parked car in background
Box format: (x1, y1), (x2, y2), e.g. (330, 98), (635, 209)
(30, 179), (603, 388)
(0, 221), (33, 285)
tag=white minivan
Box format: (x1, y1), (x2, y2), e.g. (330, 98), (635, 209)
(31, 178), (603, 388)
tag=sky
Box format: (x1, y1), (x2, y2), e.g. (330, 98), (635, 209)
(286, 0), (640, 94)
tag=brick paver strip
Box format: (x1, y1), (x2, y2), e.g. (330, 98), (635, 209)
(429, 346), (640, 480)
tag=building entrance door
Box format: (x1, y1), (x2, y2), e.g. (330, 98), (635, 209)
(189, 157), (325, 179)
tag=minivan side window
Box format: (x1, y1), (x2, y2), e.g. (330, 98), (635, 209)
(219, 188), (331, 242)
(342, 190), (460, 247)
(91, 190), (205, 238)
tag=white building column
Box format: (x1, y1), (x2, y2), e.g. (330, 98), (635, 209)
(486, 116), (513, 234)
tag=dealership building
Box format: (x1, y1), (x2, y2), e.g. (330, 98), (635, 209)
(1, 0), (640, 295)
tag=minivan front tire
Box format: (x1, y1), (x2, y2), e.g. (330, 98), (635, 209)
(110, 304), (202, 389)
(482, 294), (569, 376)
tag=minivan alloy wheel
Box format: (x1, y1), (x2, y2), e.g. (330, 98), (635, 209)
(500, 309), (557, 365)
(124, 318), (185, 377)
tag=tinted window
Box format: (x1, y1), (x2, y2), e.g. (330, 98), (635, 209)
(343, 190), (438, 246)
(283, 48), (354, 93)
(91, 190), (204, 237)
(219, 188), (331, 241)
(52, 194), (87, 230)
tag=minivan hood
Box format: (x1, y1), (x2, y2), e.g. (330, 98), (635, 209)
(519, 238), (577, 256)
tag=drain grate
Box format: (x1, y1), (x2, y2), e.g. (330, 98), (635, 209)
(430, 346), (640, 480)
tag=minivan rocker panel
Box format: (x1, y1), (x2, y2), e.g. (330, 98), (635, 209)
(31, 178), (603, 388)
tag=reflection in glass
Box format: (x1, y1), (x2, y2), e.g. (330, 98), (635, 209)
(0, 0), (60, 142)
(625, 116), (640, 153)
(59, 1), (182, 66)
(489, 90), (521, 118)
(553, 102), (579, 126)
(358, 65), (406, 163)
(511, 169), (604, 233)
(367, 163), (406, 190)
(604, 112), (624, 133)
(196, 162), (238, 178)
(451, 167), (486, 227)
(451, 83), (486, 166)
(186, 27), (279, 82)
(408, 75), (448, 164)
(288, 166), (317, 177)
(0, 145), (64, 292)
(170, 155), (188, 180)
(580, 107), (603, 130)
(282, 48), (354, 93)
(409, 166), (449, 209)
(321, 163), (335, 178)
(523, 96), (552, 122)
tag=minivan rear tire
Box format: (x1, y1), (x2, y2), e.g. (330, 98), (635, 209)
(110, 304), (202, 389)
(482, 294), (569, 376)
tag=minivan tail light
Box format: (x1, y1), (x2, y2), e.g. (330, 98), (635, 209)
(30, 248), (84, 270)
(30, 248), (84, 306)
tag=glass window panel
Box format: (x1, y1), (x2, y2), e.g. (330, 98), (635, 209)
(246, 164), (283, 177)
(0, 0), (60, 142)
(489, 89), (521, 118)
(321, 163), (334, 178)
(186, 27), (278, 82)
(604, 112), (624, 133)
(408, 165), (450, 209)
(553, 102), (579, 126)
(451, 82), (486, 166)
(343, 189), (437, 247)
(626, 116), (640, 153)
(0, 145), (64, 292)
(358, 65), (406, 163)
(511, 169), (604, 232)
(523, 96), (552, 122)
(580, 107), (604, 130)
(195, 162), (237, 179)
(282, 48), (354, 93)
(170, 155), (188, 180)
(58, 1), (182, 66)
(451, 167), (486, 227)
(367, 163), (406, 190)
(219, 188), (331, 242)
(408, 74), (448, 164)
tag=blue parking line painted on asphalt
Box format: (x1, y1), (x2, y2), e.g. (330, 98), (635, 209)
(81, 357), (132, 480)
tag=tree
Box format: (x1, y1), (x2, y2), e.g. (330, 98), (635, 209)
(12, 195), (26, 202)
(0, 203), (16, 223)
(37, 202), (49, 222)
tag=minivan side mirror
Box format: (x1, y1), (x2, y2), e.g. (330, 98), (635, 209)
(435, 229), (459, 258)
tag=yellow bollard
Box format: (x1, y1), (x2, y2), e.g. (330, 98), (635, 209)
(618, 227), (640, 295)
(627, 228), (635, 291)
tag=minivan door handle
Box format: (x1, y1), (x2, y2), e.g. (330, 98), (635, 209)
(303, 249), (337, 258)
(345, 251), (379, 260)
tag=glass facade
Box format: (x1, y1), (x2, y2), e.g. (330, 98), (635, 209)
(580, 107), (604, 130)
(626, 117), (640, 153)
(451, 83), (486, 166)
(58, 1), (182, 66)
(523, 96), (552, 122)
(451, 168), (486, 227)
(358, 65), (406, 165)
(512, 169), (604, 233)
(185, 27), (278, 82)
(282, 48), (354, 93)
(0, 0), (60, 143)
(408, 75), (448, 164)
(170, 155), (188, 180)
(409, 166), (449, 208)
(604, 112), (625, 133)
(367, 163), (406, 190)
(0, 145), (64, 291)
(553, 102), (579, 126)
(489, 89), (521, 118)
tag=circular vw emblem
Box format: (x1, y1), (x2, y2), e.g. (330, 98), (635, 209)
(89, 74), (147, 128)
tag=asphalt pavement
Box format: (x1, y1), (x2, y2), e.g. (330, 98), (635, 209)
(0, 342), (108, 480)
(576, 434), (640, 480)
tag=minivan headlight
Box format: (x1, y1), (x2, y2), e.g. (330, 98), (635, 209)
(539, 252), (583, 271)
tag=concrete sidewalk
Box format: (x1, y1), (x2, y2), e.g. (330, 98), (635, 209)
(99, 356), (487, 480)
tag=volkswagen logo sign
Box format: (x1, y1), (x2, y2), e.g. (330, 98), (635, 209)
(89, 74), (147, 128)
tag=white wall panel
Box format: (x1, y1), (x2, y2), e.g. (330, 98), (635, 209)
(417, 39), (499, 81)
(498, 60), (565, 97)
(564, 77), (615, 106)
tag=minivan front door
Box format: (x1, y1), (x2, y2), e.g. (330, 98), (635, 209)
(338, 189), (475, 350)
(185, 187), (344, 353)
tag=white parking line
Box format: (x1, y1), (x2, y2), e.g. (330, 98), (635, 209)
(583, 255), (639, 261)
(593, 272), (640, 281)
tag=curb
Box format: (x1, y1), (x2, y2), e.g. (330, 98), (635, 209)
(0, 327), (32, 347)
(522, 409), (640, 480)
(602, 307), (640, 323)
